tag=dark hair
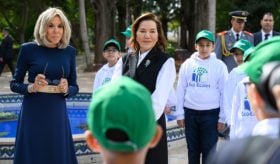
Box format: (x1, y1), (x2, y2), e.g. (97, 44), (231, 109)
(130, 12), (168, 52)
(106, 129), (129, 142)
(263, 12), (274, 19)
(3, 28), (9, 33)
(256, 61), (280, 111)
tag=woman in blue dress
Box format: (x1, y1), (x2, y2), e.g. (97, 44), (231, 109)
(10, 7), (79, 164)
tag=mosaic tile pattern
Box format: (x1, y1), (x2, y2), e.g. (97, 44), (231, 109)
(0, 144), (14, 160)
(0, 93), (186, 160)
(0, 92), (92, 104)
(0, 127), (185, 160)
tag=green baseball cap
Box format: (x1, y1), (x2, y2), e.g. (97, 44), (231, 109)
(103, 39), (121, 51)
(195, 30), (215, 43)
(239, 36), (280, 84)
(230, 39), (252, 53)
(243, 46), (254, 62)
(121, 25), (132, 38)
(87, 76), (156, 152)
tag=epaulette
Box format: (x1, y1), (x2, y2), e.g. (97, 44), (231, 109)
(217, 31), (228, 36)
(244, 31), (253, 36)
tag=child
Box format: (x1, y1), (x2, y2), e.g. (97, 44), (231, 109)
(223, 39), (252, 129)
(85, 77), (163, 164)
(121, 25), (134, 53)
(92, 39), (121, 93)
(176, 30), (228, 164)
(229, 47), (258, 139)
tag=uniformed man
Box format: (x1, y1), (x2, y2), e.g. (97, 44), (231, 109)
(215, 10), (254, 72)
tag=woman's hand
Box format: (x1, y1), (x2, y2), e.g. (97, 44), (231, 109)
(59, 78), (68, 94)
(217, 122), (225, 131)
(164, 106), (172, 115)
(29, 74), (48, 92)
(177, 119), (185, 128)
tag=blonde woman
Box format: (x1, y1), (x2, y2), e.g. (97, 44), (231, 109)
(10, 7), (78, 164)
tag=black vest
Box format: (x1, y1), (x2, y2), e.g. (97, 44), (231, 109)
(122, 47), (169, 93)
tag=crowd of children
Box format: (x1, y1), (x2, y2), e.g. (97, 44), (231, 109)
(88, 11), (280, 164)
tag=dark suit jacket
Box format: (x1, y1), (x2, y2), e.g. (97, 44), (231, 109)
(253, 31), (280, 46)
(0, 35), (13, 59)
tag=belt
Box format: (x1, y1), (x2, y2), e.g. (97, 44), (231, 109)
(184, 107), (220, 115)
(37, 85), (61, 93)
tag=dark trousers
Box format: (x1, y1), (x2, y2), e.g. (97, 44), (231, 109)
(145, 114), (168, 164)
(184, 107), (219, 164)
(0, 58), (15, 76)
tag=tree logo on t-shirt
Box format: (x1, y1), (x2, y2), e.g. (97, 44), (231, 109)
(192, 67), (208, 83)
(102, 77), (111, 85)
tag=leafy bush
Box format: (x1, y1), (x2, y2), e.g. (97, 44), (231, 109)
(0, 112), (17, 121)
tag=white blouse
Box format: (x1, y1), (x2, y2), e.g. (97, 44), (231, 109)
(112, 50), (176, 120)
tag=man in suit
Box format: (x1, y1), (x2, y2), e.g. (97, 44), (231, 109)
(215, 10), (254, 72)
(0, 28), (14, 76)
(254, 12), (280, 46)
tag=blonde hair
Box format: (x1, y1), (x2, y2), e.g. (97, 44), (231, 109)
(33, 7), (71, 49)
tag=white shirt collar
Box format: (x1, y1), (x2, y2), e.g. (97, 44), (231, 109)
(137, 49), (152, 66)
(261, 30), (273, 40)
(231, 28), (242, 39)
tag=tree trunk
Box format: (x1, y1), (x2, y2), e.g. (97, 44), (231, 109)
(78, 0), (93, 70)
(161, 17), (169, 39)
(91, 0), (116, 64)
(186, 0), (195, 52)
(117, 0), (127, 51)
(208, 0), (216, 33)
(130, 0), (142, 20)
(180, 0), (188, 49)
(195, 0), (209, 32)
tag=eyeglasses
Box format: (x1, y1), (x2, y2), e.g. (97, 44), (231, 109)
(243, 81), (252, 87)
(43, 63), (64, 85)
(104, 48), (118, 53)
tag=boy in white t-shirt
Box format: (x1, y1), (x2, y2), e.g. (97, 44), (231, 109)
(92, 39), (121, 93)
(176, 30), (228, 164)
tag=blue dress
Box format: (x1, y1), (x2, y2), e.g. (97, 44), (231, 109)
(10, 42), (79, 164)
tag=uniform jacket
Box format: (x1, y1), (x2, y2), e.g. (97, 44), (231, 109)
(0, 35), (13, 59)
(253, 31), (280, 46)
(215, 30), (253, 72)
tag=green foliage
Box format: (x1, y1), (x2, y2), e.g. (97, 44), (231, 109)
(0, 112), (17, 121)
(216, 0), (280, 33)
(166, 43), (176, 57)
(0, 132), (9, 137)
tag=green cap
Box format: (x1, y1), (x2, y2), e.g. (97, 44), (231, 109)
(87, 77), (156, 152)
(103, 39), (121, 51)
(243, 47), (254, 62)
(121, 25), (132, 38)
(195, 30), (215, 43)
(230, 39), (252, 53)
(239, 36), (280, 84)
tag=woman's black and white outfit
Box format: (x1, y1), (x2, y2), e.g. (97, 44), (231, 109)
(112, 46), (176, 164)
